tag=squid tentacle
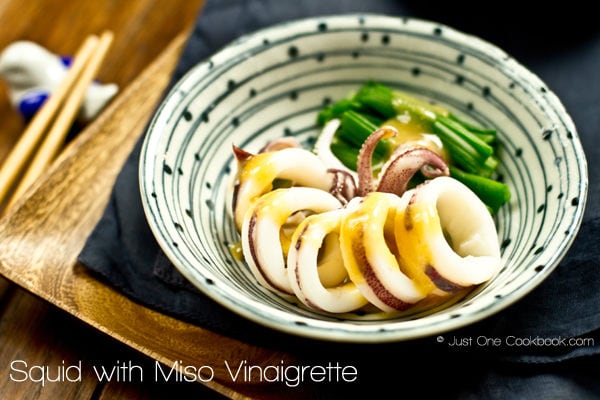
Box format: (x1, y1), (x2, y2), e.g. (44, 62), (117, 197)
(376, 147), (449, 196)
(356, 127), (397, 196)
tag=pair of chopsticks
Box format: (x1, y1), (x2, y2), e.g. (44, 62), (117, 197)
(0, 31), (114, 211)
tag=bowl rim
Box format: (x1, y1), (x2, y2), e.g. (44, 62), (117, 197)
(139, 13), (588, 342)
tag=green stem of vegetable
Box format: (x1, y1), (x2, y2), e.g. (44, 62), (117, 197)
(339, 110), (391, 158)
(353, 82), (397, 119)
(317, 98), (364, 126)
(450, 166), (511, 214)
(432, 121), (485, 174)
(330, 138), (360, 170)
(480, 155), (499, 178)
(472, 131), (497, 145)
(448, 113), (497, 136)
(392, 91), (446, 124)
(437, 115), (494, 158)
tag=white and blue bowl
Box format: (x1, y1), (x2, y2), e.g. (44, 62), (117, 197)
(139, 14), (588, 342)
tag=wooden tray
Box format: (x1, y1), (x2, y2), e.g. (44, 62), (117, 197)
(0, 32), (308, 400)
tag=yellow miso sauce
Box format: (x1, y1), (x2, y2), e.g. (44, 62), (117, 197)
(381, 113), (449, 162)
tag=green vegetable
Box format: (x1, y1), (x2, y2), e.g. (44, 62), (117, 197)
(330, 138), (360, 170)
(353, 82), (397, 119)
(338, 110), (391, 160)
(448, 113), (497, 137)
(432, 116), (496, 178)
(317, 98), (363, 125)
(449, 167), (511, 214)
(315, 81), (511, 213)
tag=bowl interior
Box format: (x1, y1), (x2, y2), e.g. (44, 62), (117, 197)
(140, 14), (587, 342)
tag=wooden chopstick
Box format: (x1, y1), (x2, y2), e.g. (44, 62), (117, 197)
(0, 31), (114, 210)
(0, 34), (99, 206)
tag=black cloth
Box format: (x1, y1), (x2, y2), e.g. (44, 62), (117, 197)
(78, 0), (600, 398)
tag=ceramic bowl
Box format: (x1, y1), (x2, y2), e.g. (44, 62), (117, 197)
(139, 14), (587, 342)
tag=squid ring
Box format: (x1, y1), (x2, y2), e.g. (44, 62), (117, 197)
(340, 192), (428, 312)
(233, 147), (334, 230)
(241, 187), (342, 295)
(397, 176), (501, 288)
(287, 208), (369, 313)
